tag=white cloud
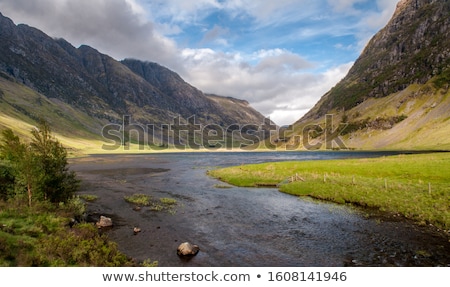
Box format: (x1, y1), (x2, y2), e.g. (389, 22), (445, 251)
(327, 0), (366, 14)
(252, 49), (313, 73)
(201, 25), (231, 46)
(178, 48), (353, 125)
(364, 0), (399, 29)
(143, 0), (222, 24)
(0, 0), (180, 69)
(223, 0), (320, 26)
(354, 0), (399, 50)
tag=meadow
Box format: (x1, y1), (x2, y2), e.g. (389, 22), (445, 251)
(209, 152), (450, 230)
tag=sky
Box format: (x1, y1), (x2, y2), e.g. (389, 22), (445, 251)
(0, 0), (400, 126)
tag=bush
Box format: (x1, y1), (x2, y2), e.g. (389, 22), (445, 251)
(36, 223), (133, 266)
(0, 119), (79, 206)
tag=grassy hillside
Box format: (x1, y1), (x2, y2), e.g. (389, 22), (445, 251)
(0, 75), (107, 155)
(272, 80), (450, 151)
(0, 76), (269, 154)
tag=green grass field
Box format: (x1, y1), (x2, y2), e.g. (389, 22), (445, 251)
(209, 152), (450, 230)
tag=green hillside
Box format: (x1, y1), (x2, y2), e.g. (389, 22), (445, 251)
(0, 74), (106, 155)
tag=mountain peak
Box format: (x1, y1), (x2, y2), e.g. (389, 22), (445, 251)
(300, 0), (450, 120)
(287, 0), (450, 150)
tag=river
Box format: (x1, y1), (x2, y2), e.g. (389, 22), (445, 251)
(69, 151), (450, 267)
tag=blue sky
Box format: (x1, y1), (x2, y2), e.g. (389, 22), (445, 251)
(0, 0), (400, 125)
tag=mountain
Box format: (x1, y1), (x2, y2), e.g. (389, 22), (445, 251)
(0, 12), (272, 152)
(120, 59), (267, 126)
(283, 0), (450, 150)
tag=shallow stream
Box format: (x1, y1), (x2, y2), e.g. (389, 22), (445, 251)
(70, 151), (450, 266)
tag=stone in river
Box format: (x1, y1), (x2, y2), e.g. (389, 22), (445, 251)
(177, 242), (200, 256)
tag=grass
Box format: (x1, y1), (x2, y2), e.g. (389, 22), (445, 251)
(124, 193), (178, 214)
(124, 193), (152, 206)
(0, 200), (134, 266)
(209, 152), (450, 230)
(278, 82), (450, 152)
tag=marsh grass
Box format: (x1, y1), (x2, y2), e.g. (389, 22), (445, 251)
(124, 193), (178, 214)
(124, 193), (151, 206)
(209, 152), (450, 230)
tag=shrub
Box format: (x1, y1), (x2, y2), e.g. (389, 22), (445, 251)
(36, 223), (133, 266)
(0, 119), (79, 206)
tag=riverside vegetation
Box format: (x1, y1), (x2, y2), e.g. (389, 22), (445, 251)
(0, 121), (138, 266)
(209, 152), (450, 231)
(124, 193), (178, 214)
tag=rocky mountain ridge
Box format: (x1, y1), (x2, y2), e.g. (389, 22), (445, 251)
(0, 12), (271, 150)
(302, 0), (450, 120)
(285, 0), (450, 150)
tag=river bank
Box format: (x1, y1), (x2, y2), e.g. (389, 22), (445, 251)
(209, 152), (450, 231)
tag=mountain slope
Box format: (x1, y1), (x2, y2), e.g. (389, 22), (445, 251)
(303, 0), (450, 120)
(0, 12), (271, 151)
(0, 74), (106, 154)
(284, 0), (450, 151)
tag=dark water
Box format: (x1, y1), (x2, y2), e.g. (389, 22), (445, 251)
(70, 151), (450, 267)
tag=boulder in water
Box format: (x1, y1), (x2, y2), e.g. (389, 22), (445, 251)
(177, 242), (200, 256)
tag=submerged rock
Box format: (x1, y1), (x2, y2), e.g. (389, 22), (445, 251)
(96, 216), (113, 228)
(177, 242), (200, 256)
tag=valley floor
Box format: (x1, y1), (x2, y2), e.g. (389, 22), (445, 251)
(209, 152), (450, 231)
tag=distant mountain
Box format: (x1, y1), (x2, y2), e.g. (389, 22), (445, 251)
(121, 59), (267, 126)
(283, 0), (450, 150)
(0, 12), (272, 151)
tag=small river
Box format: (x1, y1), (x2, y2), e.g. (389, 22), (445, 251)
(70, 151), (449, 267)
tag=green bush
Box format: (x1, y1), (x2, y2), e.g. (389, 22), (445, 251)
(36, 223), (133, 266)
(0, 119), (79, 206)
(0, 163), (14, 201)
(0, 202), (135, 266)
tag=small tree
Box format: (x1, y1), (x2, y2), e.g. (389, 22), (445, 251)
(0, 129), (38, 206)
(0, 133), (20, 201)
(0, 120), (79, 206)
(30, 120), (79, 203)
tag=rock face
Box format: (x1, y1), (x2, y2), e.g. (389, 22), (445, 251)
(283, 0), (450, 150)
(302, 0), (450, 120)
(177, 242), (200, 256)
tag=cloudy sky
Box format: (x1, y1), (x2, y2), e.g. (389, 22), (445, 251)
(0, 0), (399, 126)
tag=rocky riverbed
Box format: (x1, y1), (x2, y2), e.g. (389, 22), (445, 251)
(69, 152), (450, 267)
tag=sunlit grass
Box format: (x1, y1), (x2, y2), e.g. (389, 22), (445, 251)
(209, 152), (450, 230)
(124, 193), (178, 214)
